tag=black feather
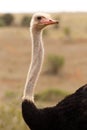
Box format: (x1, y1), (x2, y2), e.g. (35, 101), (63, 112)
(22, 84), (87, 130)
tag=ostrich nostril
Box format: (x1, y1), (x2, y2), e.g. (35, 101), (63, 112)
(56, 21), (59, 24)
(49, 20), (52, 22)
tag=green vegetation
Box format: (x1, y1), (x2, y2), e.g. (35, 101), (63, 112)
(0, 89), (67, 130)
(47, 55), (65, 75)
(63, 26), (72, 42)
(0, 18), (5, 27)
(21, 16), (31, 27)
(5, 91), (16, 99)
(35, 89), (67, 102)
(0, 102), (27, 130)
(0, 91), (27, 130)
(0, 13), (87, 130)
(1, 14), (14, 26)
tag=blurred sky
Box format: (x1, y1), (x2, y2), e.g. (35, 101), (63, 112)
(0, 0), (87, 13)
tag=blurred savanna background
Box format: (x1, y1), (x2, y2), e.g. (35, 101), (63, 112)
(0, 12), (87, 130)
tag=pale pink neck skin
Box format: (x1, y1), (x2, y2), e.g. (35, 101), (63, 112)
(22, 13), (58, 102)
(22, 28), (44, 102)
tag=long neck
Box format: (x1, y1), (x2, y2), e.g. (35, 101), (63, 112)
(23, 28), (44, 102)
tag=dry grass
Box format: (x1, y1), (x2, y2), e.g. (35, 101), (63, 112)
(0, 12), (87, 130)
(0, 13), (87, 99)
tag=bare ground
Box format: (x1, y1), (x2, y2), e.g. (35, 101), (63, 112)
(0, 28), (87, 101)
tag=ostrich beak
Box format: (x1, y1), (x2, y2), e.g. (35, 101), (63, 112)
(40, 18), (59, 25)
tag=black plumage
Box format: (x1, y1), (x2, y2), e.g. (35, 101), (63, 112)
(22, 84), (87, 130)
(22, 13), (87, 130)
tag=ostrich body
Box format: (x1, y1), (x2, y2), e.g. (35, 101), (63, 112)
(22, 13), (87, 130)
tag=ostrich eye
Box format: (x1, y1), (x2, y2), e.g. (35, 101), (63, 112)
(37, 16), (42, 20)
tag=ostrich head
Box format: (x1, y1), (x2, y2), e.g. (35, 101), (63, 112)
(23, 13), (59, 101)
(30, 12), (59, 31)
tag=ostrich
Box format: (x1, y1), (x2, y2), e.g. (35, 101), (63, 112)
(22, 13), (87, 130)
